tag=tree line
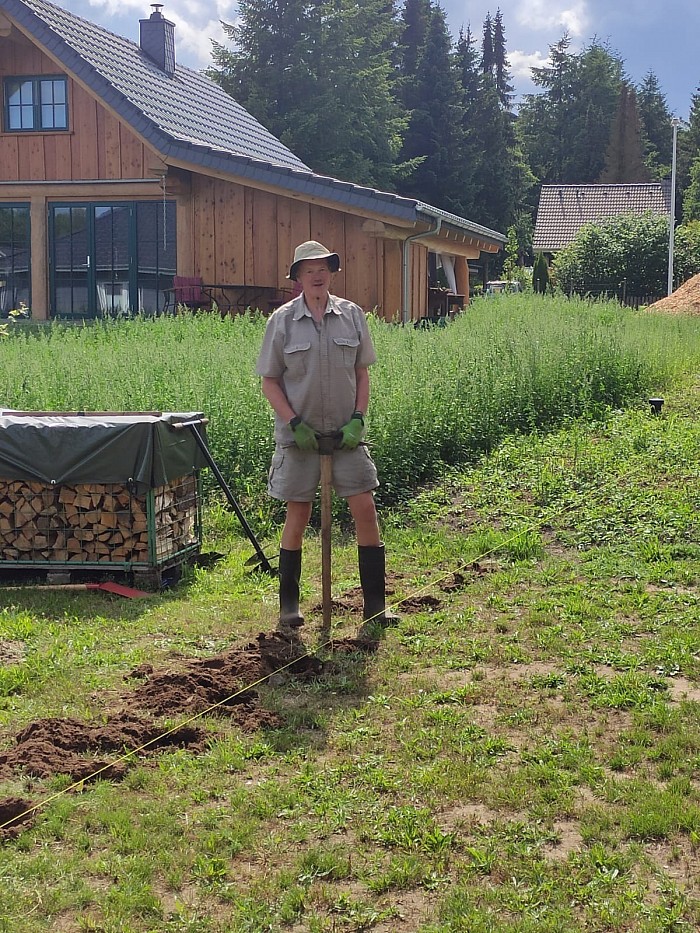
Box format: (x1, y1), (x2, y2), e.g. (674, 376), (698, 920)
(207, 0), (700, 266)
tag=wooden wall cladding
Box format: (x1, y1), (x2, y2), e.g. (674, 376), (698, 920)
(0, 33), (434, 321)
(0, 35), (148, 182)
(188, 177), (398, 316)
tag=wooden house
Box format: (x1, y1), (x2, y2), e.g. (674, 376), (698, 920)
(0, 0), (505, 322)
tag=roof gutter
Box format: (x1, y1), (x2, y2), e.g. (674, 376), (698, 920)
(402, 215), (442, 324)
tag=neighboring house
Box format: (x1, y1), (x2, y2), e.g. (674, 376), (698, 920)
(0, 0), (505, 321)
(532, 183), (672, 256)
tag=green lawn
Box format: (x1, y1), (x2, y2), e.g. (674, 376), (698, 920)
(1, 299), (700, 930)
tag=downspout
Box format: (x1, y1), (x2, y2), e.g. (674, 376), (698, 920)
(402, 215), (442, 324)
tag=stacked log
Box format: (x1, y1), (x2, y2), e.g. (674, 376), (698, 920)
(153, 474), (198, 561)
(0, 475), (198, 565)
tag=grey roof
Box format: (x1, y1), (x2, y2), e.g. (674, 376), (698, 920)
(533, 183), (672, 252)
(4, 0), (310, 172)
(0, 0), (505, 248)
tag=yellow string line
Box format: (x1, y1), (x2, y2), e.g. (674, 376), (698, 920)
(0, 466), (641, 833)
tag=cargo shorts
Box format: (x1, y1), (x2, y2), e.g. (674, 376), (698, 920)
(267, 443), (379, 502)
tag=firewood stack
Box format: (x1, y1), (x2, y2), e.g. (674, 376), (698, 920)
(0, 474), (198, 565)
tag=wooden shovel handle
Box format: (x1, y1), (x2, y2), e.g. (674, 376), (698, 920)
(320, 452), (333, 637)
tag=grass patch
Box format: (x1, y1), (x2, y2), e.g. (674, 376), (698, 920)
(3, 300), (700, 928)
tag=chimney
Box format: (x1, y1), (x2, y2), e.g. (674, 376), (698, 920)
(139, 4), (175, 76)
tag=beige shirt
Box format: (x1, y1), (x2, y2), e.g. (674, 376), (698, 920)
(256, 294), (377, 444)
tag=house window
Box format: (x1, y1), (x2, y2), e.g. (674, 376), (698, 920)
(0, 205), (31, 317)
(50, 201), (176, 318)
(4, 76), (68, 131)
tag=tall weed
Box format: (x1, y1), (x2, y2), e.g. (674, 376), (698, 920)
(0, 297), (697, 514)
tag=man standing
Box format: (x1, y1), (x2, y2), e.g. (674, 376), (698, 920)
(256, 240), (394, 628)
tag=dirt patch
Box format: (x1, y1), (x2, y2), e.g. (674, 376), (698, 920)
(309, 569), (450, 616)
(666, 676), (700, 704)
(545, 820), (584, 860)
(0, 639), (26, 666)
(0, 713), (206, 783)
(0, 796), (36, 839)
(129, 630), (323, 718)
(0, 629), (332, 834)
(648, 273), (700, 313)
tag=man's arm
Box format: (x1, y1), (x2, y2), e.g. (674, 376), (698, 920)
(354, 366), (370, 416)
(261, 376), (296, 423)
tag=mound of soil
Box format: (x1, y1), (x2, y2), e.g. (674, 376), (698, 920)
(0, 631), (324, 785)
(0, 569), (454, 838)
(0, 625), (386, 838)
(0, 714), (207, 784)
(129, 630), (323, 719)
(0, 797), (35, 840)
(648, 273), (700, 313)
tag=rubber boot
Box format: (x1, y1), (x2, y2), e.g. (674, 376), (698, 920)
(358, 544), (398, 625)
(278, 547), (304, 627)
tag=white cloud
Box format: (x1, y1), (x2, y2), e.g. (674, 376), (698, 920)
(509, 49), (550, 80)
(86, 0), (235, 67)
(175, 17), (230, 66)
(514, 0), (591, 37)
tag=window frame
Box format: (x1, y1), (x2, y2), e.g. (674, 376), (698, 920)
(0, 203), (31, 317)
(3, 75), (69, 132)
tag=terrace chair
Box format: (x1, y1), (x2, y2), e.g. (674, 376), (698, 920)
(266, 281), (302, 313)
(164, 276), (216, 313)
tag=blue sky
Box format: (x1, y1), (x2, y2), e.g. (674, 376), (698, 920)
(63, 1), (697, 121)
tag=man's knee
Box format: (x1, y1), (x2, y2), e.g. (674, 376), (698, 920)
(347, 492), (378, 527)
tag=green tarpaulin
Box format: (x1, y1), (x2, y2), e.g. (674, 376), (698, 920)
(0, 411), (209, 492)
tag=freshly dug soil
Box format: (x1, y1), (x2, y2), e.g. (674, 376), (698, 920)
(0, 631), (324, 786)
(648, 273), (700, 313)
(0, 626), (383, 837)
(0, 571), (446, 838)
(0, 797), (35, 840)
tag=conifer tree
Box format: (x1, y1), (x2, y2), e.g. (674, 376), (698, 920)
(677, 87), (700, 199)
(208, 0), (406, 189)
(518, 37), (623, 184)
(452, 25), (485, 217)
(532, 252), (549, 293)
(599, 84), (651, 183)
(492, 9), (514, 109)
(470, 73), (535, 230)
(517, 34), (579, 183)
(399, 0), (432, 109)
(637, 71), (673, 178)
(570, 42), (625, 181)
(455, 24), (481, 102)
(481, 13), (494, 76)
(398, 5), (465, 212)
(682, 155), (700, 222)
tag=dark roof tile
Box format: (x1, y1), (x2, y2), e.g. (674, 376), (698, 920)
(533, 183), (672, 251)
(12, 0), (310, 172)
(0, 0), (505, 246)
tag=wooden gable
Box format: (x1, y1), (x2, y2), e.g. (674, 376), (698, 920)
(0, 2), (502, 322)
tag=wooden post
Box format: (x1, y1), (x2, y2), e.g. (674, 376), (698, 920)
(317, 435), (335, 639)
(455, 256), (470, 307)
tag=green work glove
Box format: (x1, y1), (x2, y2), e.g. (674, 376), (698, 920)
(339, 412), (365, 450)
(290, 417), (318, 451)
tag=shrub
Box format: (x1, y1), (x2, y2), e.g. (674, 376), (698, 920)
(552, 212), (669, 296)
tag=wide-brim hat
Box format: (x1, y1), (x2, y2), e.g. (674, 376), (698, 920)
(287, 240), (341, 280)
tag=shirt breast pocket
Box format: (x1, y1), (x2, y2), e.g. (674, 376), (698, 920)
(332, 335), (360, 369)
(283, 341), (312, 375)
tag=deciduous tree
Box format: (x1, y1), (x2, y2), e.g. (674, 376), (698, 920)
(552, 213), (669, 296)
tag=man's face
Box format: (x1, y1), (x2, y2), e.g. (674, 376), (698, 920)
(296, 259), (332, 291)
